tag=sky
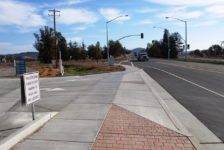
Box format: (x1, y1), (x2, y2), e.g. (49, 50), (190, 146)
(0, 0), (224, 54)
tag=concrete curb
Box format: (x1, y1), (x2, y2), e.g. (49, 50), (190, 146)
(139, 70), (189, 134)
(139, 69), (204, 150)
(0, 112), (58, 150)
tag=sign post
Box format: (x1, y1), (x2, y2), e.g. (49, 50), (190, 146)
(21, 72), (40, 120)
(32, 103), (35, 120)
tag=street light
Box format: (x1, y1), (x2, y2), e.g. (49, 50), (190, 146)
(165, 16), (188, 60)
(153, 26), (170, 59)
(106, 14), (128, 64)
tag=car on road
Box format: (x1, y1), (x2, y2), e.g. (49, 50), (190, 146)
(131, 48), (149, 62)
(137, 52), (149, 61)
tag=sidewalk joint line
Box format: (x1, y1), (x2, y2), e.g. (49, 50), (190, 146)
(100, 132), (188, 137)
(28, 138), (94, 144)
(55, 118), (103, 121)
(200, 142), (224, 144)
(74, 102), (112, 104)
(115, 103), (161, 108)
(0, 126), (23, 132)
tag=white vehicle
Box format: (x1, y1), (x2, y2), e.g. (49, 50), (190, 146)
(131, 48), (149, 61)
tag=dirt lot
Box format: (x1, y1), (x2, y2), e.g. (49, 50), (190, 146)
(63, 60), (125, 76)
(0, 60), (125, 77)
(0, 63), (15, 77)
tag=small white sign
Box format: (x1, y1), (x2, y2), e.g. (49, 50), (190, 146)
(23, 72), (40, 105)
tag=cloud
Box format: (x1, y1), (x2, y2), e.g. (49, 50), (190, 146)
(0, 42), (34, 54)
(134, 19), (153, 25)
(0, 0), (46, 30)
(136, 8), (158, 13)
(206, 5), (224, 15)
(56, 8), (99, 25)
(192, 20), (219, 27)
(158, 7), (203, 19)
(99, 8), (130, 21)
(54, 0), (90, 7)
(74, 26), (88, 31)
(144, 0), (224, 6)
(71, 26), (91, 33)
(67, 37), (82, 43)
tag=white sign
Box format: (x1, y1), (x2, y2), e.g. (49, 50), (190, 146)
(23, 72), (40, 105)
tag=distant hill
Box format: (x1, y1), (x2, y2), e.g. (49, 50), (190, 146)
(3, 52), (38, 60)
(131, 48), (146, 53)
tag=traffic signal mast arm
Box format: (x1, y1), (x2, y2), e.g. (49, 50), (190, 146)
(117, 33), (144, 41)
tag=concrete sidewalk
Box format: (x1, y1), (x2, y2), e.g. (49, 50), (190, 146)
(13, 69), (125, 150)
(10, 65), (221, 149)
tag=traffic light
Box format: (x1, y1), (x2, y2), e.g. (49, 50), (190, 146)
(140, 33), (144, 39)
(187, 44), (190, 49)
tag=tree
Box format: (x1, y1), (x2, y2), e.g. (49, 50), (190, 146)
(161, 29), (170, 58)
(208, 45), (223, 57)
(193, 49), (202, 57)
(169, 32), (183, 58)
(147, 40), (162, 58)
(80, 41), (87, 60)
(34, 26), (68, 63)
(68, 41), (81, 60)
(34, 26), (54, 63)
(88, 41), (102, 63)
(109, 40), (125, 57)
(147, 31), (183, 59)
(67, 41), (88, 60)
(95, 41), (103, 62)
(201, 50), (209, 57)
(102, 46), (107, 59)
(56, 32), (68, 60)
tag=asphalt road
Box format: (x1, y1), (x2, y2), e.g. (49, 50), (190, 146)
(134, 59), (224, 142)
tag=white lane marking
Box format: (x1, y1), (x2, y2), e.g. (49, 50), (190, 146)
(144, 65), (224, 99)
(40, 88), (65, 92)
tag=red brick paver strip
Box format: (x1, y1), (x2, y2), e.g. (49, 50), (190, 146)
(92, 105), (196, 150)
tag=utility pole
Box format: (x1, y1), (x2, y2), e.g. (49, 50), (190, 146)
(185, 21), (188, 60)
(48, 9), (60, 68)
(167, 31), (170, 60)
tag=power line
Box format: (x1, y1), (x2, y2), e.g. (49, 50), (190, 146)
(48, 9), (60, 68)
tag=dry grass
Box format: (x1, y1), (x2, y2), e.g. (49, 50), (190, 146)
(115, 55), (128, 61)
(26, 63), (59, 77)
(0, 63), (14, 69)
(63, 60), (125, 75)
(25, 60), (125, 77)
(38, 67), (59, 77)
